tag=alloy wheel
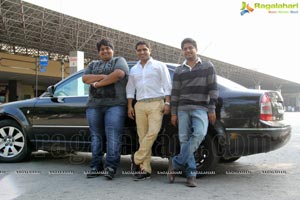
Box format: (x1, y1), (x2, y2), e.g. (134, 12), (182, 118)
(0, 126), (25, 158)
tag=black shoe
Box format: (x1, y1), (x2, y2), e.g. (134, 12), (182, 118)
(104, 167), (115, 180)
(134, 171), (151, 181)
(167, 158), (176, 183)
(131, 154), (140, 176)
(86, 169), (102, 178)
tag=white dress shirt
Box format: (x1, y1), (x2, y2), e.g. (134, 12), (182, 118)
(126, 58), (172, 100)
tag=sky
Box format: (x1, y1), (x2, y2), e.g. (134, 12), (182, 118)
(24, 0), (300, 83)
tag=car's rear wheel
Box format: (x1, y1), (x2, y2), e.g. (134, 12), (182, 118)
(0, 119), (31, 162)
(194, 134), (219, 177)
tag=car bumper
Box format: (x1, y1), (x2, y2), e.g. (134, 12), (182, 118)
(224, 125), (291, 157)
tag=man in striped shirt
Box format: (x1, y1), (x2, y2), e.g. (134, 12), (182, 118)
(168, 38), (218, 187)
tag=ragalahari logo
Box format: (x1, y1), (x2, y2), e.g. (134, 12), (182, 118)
(240, 2), (254, 15)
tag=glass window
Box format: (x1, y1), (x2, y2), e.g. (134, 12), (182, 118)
(0, 96), (5, 103)
(54, 73), (89, 97)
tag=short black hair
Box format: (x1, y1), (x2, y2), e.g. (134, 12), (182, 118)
(181, 38), (197, 50)
(135, 41), (151, 50)
(96, 39), (114, 52)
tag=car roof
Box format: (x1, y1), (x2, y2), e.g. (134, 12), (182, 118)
(56, 61), (246, 91)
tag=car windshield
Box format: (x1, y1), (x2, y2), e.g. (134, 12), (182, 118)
(217, 75), (246, 90)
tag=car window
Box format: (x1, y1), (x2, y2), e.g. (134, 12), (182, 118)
(54, 73), (89, 97)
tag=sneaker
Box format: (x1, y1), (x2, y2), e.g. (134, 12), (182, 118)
(134, 171), (151, 181)
(104, 167), (115, 180)
(86, 169), (102, 179)
(186, 177), (197, 187)
(167, 158), (176, 183)
(131, 154), (140, 176)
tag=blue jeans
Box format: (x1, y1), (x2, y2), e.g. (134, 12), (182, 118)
(172, 109), (208, 177)
(86, 106), (126, 172)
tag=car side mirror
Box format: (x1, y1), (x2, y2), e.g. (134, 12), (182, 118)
(47, 85), (55, 97)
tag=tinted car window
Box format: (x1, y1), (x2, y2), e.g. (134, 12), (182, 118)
(54, 73), (88, 97)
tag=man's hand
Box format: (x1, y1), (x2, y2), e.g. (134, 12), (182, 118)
(82, 74), (107, 84)
(128, 105), (135, 120)
(163, 104), (170, 115)
(171, 115), (178, 127)
(208, 112), (216, 125)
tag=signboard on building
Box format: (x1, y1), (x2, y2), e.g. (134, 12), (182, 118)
(39, 55), (48, 73)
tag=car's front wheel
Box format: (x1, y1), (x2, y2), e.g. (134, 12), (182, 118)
(0, 119), (31, 162)
(194, 134), (219, 177)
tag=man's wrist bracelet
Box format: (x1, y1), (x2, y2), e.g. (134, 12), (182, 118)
(93, 82), (97, 88)
(164, 102), (170, 106)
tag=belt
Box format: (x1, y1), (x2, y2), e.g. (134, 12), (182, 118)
(137, 97), (164, 102)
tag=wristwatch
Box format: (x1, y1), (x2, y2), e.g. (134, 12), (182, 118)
(164, 102), (170, 106)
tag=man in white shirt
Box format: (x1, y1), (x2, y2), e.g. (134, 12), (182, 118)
(126, 41), (172, 180)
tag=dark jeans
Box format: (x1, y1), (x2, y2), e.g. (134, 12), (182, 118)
(86, 106), (126, 172)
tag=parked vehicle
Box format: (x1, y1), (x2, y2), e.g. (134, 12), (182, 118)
(0, 62), (291, 175)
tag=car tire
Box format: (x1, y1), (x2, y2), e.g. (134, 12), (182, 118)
(194, 134), (219, 177)
(220, 157), (241, 163)
(0, 119), (31, 162)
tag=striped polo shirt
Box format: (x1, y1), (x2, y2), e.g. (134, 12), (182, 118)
(171, 58), (219, 114)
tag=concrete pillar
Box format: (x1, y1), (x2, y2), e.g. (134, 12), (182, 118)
(275, 85), (282, 94)
(69, 51), (84, 75)
(69, 51), (85, 96)
(296, 93), (300, 111)
(255, 83), (261, 90)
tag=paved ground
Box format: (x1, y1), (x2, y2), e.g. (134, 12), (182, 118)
(0, 112), (299, 200)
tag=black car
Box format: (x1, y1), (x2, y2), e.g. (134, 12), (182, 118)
(0, 62), (291, 174)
